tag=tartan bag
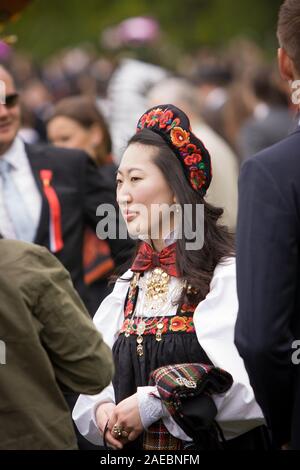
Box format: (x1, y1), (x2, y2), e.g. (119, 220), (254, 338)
(143, 363), (233, 450)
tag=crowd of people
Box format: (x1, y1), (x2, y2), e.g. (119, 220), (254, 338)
(0, 0), (300, 451)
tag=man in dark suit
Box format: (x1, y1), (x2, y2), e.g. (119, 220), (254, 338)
(0, 65), (134, 312)
(235, 0), (300, 450)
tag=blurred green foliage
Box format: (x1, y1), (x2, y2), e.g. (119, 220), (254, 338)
(6, 0), (283, 60)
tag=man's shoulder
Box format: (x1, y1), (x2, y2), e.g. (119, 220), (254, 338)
(0, 239), (50, 262)
(0, 240), (53, 272)
(24, 144), (98, 185)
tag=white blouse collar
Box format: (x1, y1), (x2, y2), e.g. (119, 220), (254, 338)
(139, 229), (178, 249)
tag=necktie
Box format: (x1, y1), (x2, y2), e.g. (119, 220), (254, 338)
(131, 241), (179, 277)
(0, 159), (36, 242)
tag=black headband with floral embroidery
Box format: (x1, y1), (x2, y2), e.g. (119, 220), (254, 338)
(136, 104), (212, 196)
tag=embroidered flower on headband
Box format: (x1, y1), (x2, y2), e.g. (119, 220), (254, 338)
(170, 127), (190, 147)
(136, 104), (212, 195)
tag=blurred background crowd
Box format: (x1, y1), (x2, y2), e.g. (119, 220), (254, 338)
(1, 0), (296, 165)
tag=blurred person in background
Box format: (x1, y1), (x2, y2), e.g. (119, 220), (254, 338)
(191, 61), (234, 146)
(47, 95), (117, 314)
(20, 78), (53, 142)
(221, 82), (256, 160)
(18, 100), (41, 144)
(103, 16), (169, 163)
(190, 41), (268, 161)
(238, 66), (294, 160)
(148, 77), (238, 231)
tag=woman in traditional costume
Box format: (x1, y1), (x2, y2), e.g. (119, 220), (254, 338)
(73, 104), (267, 450)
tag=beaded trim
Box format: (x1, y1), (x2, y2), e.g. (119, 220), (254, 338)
(120, 314), (195, 336)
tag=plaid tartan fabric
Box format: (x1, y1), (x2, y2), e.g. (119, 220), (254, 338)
(143, 420), (183, 450)
(149, 363), (233, 419)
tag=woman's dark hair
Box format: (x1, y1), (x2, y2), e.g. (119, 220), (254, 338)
(48, 95), (112, 165)
(117, 128), (234, 306)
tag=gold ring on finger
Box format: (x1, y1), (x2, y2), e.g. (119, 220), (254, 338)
(112, 424), (123, 439)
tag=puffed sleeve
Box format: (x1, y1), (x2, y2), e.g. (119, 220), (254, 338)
(72, 270), (132, 445)
(193, 257), (265, 440)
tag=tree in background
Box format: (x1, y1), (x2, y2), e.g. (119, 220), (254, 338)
(2, 0), (283, 61)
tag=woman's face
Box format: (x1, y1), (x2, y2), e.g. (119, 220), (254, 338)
(117, 143), (176, 240)
(47, 116), (96, 159)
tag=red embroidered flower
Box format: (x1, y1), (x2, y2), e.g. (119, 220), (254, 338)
(139, 113), (149, 128)
(170, 316), (188, 332)
(190, 168), (206, 191)
(146, 108), (163, 127)
(170, 127), (190, 147)
(184, 143), (198, 154)
(184, 153), (202, 165)
(159, 110), (173, 129)
(166, 117), (180, 131)
(124, 299), (134, 317)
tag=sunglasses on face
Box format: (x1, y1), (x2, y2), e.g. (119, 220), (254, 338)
(1, 93), (19, 108)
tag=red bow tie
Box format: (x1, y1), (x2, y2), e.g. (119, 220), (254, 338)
(131, 242), (179, 277)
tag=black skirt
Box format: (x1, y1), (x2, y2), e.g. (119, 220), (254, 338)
(112, 329), (270, 450)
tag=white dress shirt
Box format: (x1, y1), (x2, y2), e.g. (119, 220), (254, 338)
(72, 257), (264, 446)
(0, 137), (42, 239)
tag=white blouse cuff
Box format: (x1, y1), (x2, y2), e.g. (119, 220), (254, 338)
(136, 386), (192, 442)
(137, 386), (165, 429)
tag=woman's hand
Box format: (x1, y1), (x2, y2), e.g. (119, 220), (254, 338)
(108, 393), (144, 444)
(95, 402), (123, 450)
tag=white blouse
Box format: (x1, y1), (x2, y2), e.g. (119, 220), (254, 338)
(73, 257), (264, 446)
